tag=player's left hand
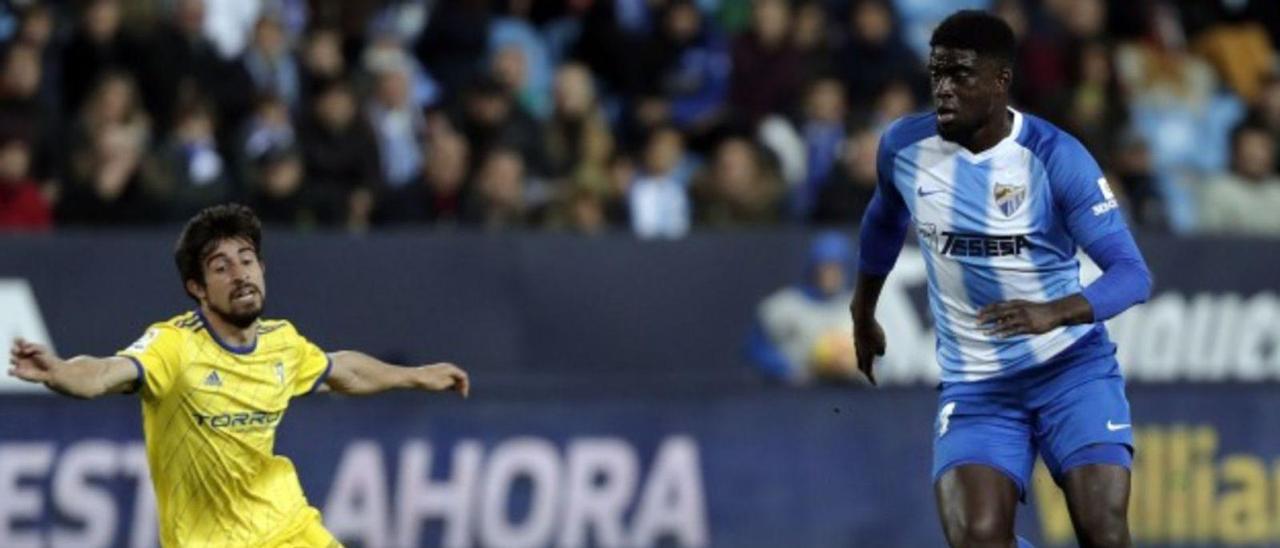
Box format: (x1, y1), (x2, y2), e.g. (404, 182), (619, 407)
(977, 300), (1063, 338)
(417, 363), (470, 398)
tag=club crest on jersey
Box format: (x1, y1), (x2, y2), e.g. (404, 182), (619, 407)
(993, 182), (1027, 217)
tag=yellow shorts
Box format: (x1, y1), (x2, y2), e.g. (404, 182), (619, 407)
(263, 507), (341, 548)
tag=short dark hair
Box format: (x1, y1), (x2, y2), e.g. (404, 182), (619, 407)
(1230, 118), (1270, 150)
(175, 204), (263, 300)
(929, 10), (1016, 67)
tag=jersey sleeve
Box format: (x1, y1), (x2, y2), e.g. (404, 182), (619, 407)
(1081, 230), (1152, 321)
(116, 323), (184, 398)
(287, 324), (332, 396)
(857, 124), (912, 275)
(1047, 135), (1128, 248)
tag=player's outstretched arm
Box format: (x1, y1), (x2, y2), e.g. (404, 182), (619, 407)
(323, 350), (469, 397)
(8, 338), (139, 398)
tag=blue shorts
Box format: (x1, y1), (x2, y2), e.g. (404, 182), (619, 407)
(932, 347), (1134, 500)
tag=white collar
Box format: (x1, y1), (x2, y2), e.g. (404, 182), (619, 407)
(944, 108), (1023, 163)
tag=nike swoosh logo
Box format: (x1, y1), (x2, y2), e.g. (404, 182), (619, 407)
(1106, 421), (1131, 431)
(917, 186), (945, 198)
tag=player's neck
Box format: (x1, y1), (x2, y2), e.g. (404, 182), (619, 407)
(958, 107), (1013, 154)
(199, 305), (258, 347)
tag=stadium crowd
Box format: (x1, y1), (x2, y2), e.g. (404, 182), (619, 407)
(0, 0), (1277, 236)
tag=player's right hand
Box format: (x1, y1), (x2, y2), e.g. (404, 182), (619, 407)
(8, 338), (61, 384)
(852, 321), (886, 386)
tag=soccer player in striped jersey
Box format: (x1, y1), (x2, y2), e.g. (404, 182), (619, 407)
(850, 11), (1151, 548)
(7, 204), (469, 547)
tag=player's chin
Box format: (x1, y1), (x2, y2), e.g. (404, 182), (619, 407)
(226, 302), (264, 327)
(936, 120), (964, 141)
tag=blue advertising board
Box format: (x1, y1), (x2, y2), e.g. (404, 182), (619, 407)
(3, 385), (1280, 547)
(1, 231), (1277, 391)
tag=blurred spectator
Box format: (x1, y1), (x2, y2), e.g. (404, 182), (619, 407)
(491, 44), (539, 118)
(366, 52), (426, 189)
(453, 74), (547, 177)
(1191, 16), (1276, 105)
(730, 0), (802, 127)
(692, 136), (784, 226)
(813, 126), (879, 225)
(839, 0), (927, 115)
(139, 0), (244, 135)
(792, 78), (847, 219)
(62, 0), (142, 114)
(379, 131), (472, 225)
(999, 0), (1064, 114)
(62, 73), (152, 221)
(72, 72), (151, 164)
(0, 43), (60, 186)
(1236, 0), (1280, 49)
(59, 124), (155, 225)
(1108, 130), (1168, 231)
(13, 4), (60, 111)
(490, 16), (554, 119)
(363, 0), (430, 45)
(203, 0), (261, 60)
(1029, 0), (1108, 113)
(1, 0), (1278, 236)
(414, 0), (490, 99)
(566, 120), (618, 198)
(153, 99), (230, 220)
(1116, 3), (1244, 231)
(1116, 4), (1232, 172)
(545, 183), (611, 235)
(241, 15), (301, 109)
(745, 231), (861, 385)
(0, 137), (51, 230)
(246, 145), (334, 228)
(1049, 0), (1109, 39)
(362, 33), (441, 109)
(791, 1), (835, 84)
(629, 127), (691, 239)
(1051, 41), (1129, 163)
(756, 112), (807, 192)
(545, 63), (610, 178)
(1258, 77), (1280, 159)
(869, 78), (918, 130)
(570, 0), (651, 101)
(620, 94), (675, 154)
(603, 152), (637, 227)
(1198, 122), (1280, 235)
(299, 26), (346, 98)
(237, 95), (296, 182)
(467, 147), (532, 229)
(298, 81), (381, 228)
(643, 1), (731, 133)
(14, 4), (55, 48)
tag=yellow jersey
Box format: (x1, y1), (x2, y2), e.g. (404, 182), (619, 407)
(118, 310), (340, 547)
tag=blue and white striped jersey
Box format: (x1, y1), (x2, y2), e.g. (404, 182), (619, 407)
(875, 109), (1126, 382)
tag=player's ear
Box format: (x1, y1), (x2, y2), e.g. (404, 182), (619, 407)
(996, 64), (1013, 93)
(185, 278), (207, 301)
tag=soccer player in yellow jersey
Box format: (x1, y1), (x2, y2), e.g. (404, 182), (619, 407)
(7, 204), (470, 547)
